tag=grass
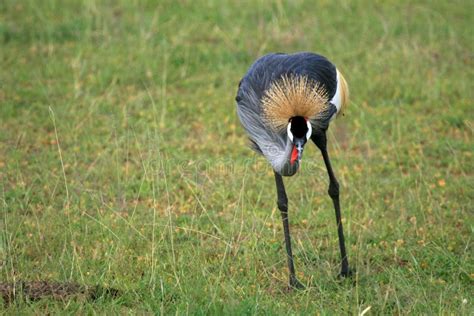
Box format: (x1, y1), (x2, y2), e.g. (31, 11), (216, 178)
(0, 0), (472, 314)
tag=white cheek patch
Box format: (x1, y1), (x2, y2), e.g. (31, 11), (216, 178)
(305, 121), (312, 140)
(287, 123), (293, 142)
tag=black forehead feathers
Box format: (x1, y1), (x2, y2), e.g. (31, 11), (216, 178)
(289, 116), (308, 138)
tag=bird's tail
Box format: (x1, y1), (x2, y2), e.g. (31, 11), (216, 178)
(337, 69), (349, 116)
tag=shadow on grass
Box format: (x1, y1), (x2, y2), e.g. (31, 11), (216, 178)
(0, 281), (120, 306)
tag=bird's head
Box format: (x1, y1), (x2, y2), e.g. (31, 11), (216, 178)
(287, 116), (312, 166)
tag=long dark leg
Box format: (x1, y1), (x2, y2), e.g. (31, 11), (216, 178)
(274, 171), (304, 289)
(312, 132), (351, 277)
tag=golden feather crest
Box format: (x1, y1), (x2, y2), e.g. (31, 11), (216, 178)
(262, 74), (329, 131)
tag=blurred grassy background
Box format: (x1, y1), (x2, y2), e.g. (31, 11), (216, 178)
(0, 0), (472, 313)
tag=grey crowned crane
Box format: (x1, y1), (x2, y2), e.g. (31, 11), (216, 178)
(235, 52), (351, 289)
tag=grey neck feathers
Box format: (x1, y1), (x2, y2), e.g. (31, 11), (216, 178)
(268, 137), (299, 176)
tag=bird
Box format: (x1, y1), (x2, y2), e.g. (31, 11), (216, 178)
(235, 52), (351, 289)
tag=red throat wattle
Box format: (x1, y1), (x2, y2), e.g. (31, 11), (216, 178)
(290, 145), (298, 166)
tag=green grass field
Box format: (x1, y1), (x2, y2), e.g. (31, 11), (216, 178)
(1, 0), (473, 314)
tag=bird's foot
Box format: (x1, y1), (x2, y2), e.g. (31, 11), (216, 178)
(338, 266), (354, 278)
(289, 277), (305, 290)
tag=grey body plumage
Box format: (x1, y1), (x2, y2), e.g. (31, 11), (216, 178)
(235, 52), (352, 288)
(236, 52), (338, 176)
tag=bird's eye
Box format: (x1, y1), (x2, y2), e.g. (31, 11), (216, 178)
(305, 121), (312, 140)
(287, 123), (294, 142)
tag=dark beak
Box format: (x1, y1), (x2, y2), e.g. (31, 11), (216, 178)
(294, 138), (306, 161)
